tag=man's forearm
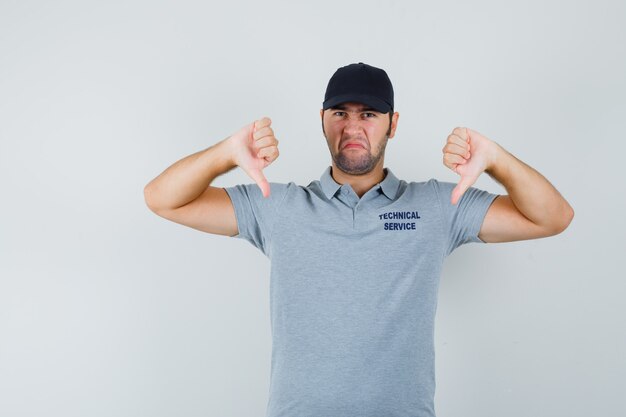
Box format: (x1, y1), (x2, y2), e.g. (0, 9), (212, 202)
(144, 138), (237, 212)
(485, 143), (574, 233)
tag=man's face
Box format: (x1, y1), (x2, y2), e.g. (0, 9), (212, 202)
(321, 102), (399, 175)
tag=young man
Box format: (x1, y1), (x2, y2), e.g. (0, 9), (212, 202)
(144, 62), (573, 417)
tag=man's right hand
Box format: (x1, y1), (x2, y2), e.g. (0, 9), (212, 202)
(228, 117), (280, 198)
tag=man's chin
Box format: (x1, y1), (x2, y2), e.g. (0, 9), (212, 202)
(332, 150), (381, 175)
(335, 162), (375, 176)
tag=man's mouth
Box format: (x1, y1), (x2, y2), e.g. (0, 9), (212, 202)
(341, 141), (367, 150)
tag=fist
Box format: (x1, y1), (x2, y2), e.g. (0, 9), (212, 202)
(442, 127), (496, 205)
(229, 117), (280, 198)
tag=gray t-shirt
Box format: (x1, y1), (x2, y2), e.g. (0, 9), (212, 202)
(224, 166), (498, 417)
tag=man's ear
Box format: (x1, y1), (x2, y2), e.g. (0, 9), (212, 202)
(388, 111), (400, 139)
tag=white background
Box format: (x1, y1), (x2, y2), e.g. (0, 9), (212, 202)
(1, 0), (624, 416)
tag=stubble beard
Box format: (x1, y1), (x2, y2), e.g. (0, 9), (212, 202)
(329, 136), (388, 176)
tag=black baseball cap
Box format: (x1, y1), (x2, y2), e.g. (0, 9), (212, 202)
(323, 62), (394, 114)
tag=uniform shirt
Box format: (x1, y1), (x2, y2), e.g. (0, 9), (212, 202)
(224, 166), (498, 417)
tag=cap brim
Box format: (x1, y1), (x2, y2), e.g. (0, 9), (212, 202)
(323, 93), (392, 113)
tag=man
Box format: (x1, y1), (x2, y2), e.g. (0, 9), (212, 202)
(144, 62), (574, 417)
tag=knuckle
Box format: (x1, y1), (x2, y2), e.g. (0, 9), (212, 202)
(256, 118), (270, 130)
(254, 127), (269, 140)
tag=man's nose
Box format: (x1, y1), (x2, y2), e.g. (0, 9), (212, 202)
(344, 117), (363, 134)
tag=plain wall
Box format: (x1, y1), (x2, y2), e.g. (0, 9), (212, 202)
(1, 0), (624, 416)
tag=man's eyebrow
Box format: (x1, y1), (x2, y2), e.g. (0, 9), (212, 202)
(329, 105), (378, 112)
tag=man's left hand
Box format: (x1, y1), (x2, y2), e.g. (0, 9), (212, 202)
(442, 127), (498, 205)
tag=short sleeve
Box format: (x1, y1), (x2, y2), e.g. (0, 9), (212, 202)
(430, 179), (499, 256)
(223, 182), (291, 257)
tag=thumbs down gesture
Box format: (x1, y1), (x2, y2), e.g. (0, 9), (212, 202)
(228, 117), (280, 198)
(442, 127), (498, 205)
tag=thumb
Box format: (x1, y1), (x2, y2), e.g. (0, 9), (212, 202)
(247, 166), (270, 198)
(451, 174), (474, 205)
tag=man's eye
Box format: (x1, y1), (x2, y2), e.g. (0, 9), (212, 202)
(364, 112), (376, 117)
(333, 111), (345, 116)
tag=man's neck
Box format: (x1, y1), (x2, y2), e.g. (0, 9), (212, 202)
(330, 163), (387, 198)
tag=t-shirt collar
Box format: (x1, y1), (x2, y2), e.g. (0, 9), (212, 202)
(319, 166), (400, 200)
